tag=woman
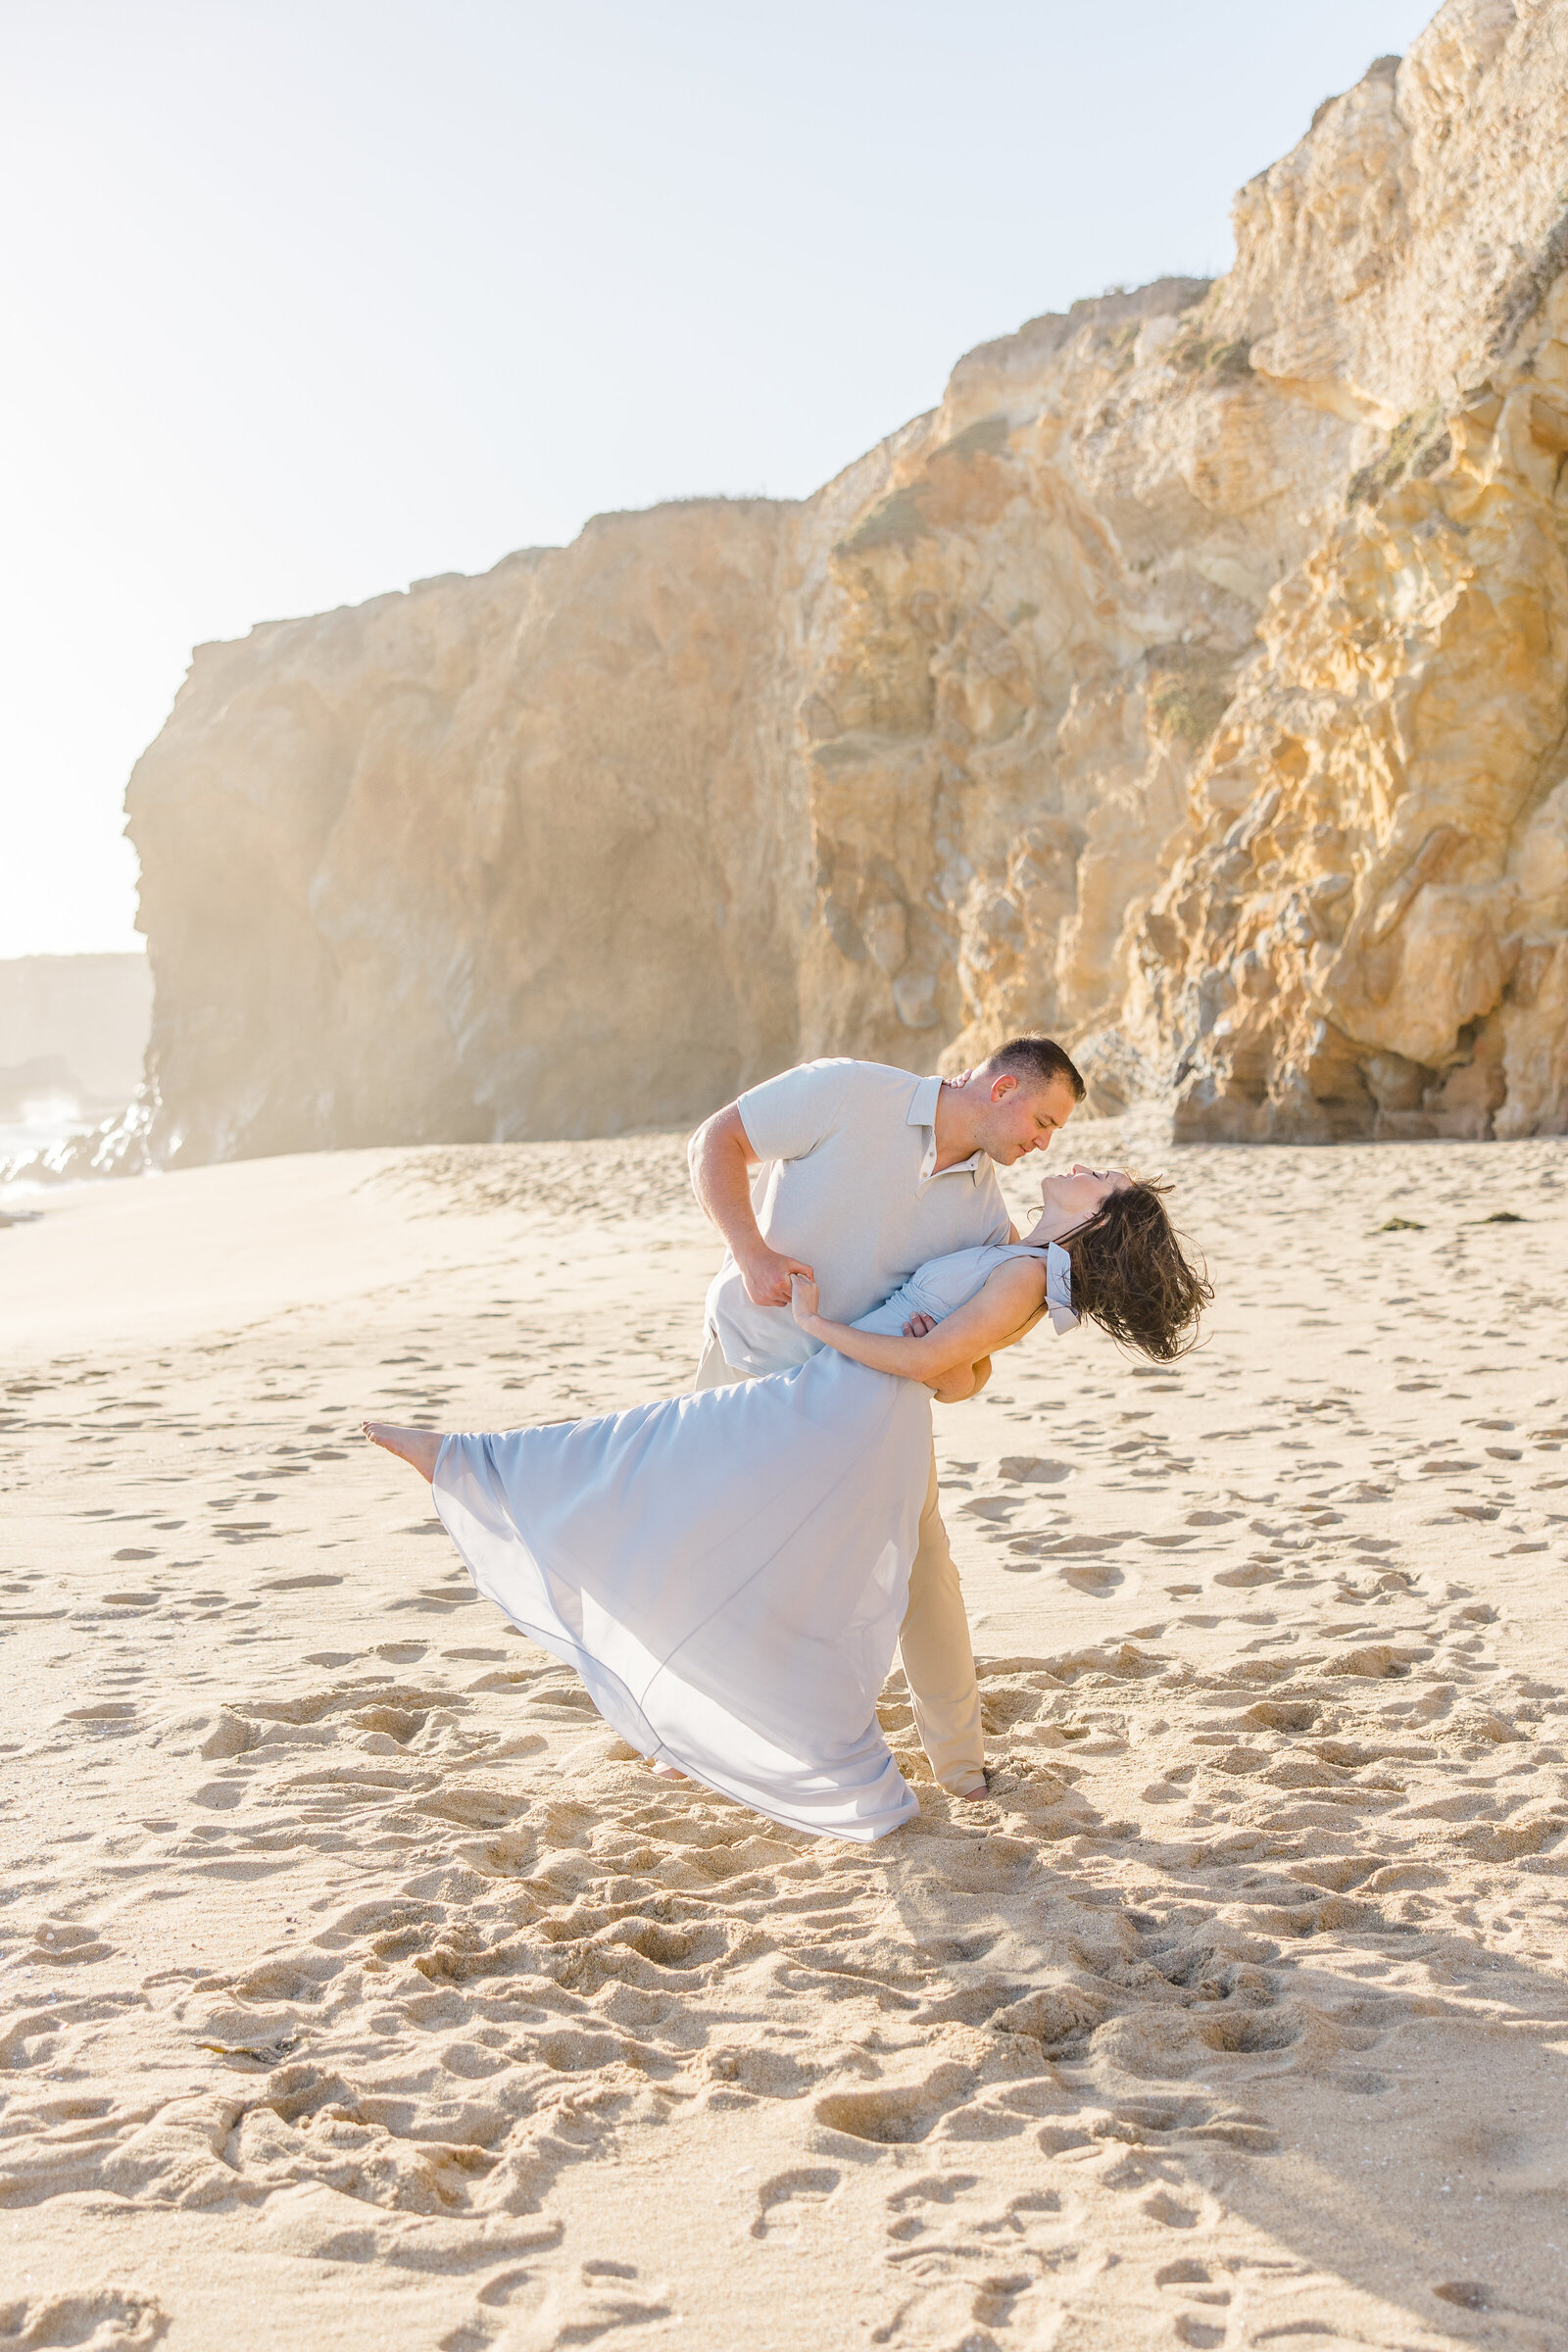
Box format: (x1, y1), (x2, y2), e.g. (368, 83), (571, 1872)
(365, 1164), (1209, 1841)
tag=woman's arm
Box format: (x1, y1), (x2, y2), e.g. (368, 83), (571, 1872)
(790, 1259), (1047, 1385)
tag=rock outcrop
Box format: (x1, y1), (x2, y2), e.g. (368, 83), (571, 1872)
(127, 0), (1568, 1157)
(130, 506), (803, 1157)
(0, 955), (152, 1106)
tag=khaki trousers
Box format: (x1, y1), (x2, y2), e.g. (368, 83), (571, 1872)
(692, 1330), (986, 1794)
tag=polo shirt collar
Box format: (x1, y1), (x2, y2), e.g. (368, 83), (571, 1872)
(908, 1074), (985, 1183)
(907, 1074), (944, 1131)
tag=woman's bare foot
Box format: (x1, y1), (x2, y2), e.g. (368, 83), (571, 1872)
(650, 1761), (686, 1782)
(364, 1422), (444, 1482)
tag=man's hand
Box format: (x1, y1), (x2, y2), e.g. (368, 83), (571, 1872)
(741, 1246), (815, 1309)
(931, 1355), (991, 1403)
(691, 1106), (811, 1307)
(902, 1311), (937, 1339)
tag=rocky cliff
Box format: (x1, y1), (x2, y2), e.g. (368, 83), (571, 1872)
(130, 507), (802, 1157)
(127, 0), (1568, 1159)
(0, 954), (152, 1105)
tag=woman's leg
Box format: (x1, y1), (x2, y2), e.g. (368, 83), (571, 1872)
(364, 1423), (443, 1482)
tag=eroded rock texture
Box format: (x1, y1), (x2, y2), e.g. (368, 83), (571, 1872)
(129, 0), (1568, 1156)
(131, 507), (803, 1156)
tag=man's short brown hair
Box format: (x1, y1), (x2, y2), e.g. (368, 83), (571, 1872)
(985, 1036), (1087, 1102)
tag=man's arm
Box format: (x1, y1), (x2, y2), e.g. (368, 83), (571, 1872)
(901, 1314), (992, 1402)
(688, 1102), (814, 1309)
(930, 1353), (991, 1403)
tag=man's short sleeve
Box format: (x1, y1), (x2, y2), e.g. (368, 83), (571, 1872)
(737, 1058), (857, 1163)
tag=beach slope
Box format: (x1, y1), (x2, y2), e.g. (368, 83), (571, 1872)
(3, 1137), (1567, 2347)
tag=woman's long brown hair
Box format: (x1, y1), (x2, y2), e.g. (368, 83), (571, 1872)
(1064, 1177), (1211, 1361)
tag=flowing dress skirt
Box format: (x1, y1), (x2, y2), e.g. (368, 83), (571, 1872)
(432, 1338), (934, 1840)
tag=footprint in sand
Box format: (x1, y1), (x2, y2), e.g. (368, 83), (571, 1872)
(1142, 2188), (1203, 2230)
(31, 1919), (115, 1967)
(64, 1700), (141, 1733)
(1433, 2279), (1492, 2311)
(1060, 1560), (1124, 1595)
(526, 2261), (670, 2346)
(0, 2290), (166, 2349)
(884, 2169), (980, 2240)
(751, 2164), (841, 2238)
(192, 1773), (249, 1810)
(1171, 2320), (1226, 2349)
(995, 1454), (1073, 1485)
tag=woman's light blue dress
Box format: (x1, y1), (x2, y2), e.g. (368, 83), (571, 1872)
(432, 1243), (1056, 1842)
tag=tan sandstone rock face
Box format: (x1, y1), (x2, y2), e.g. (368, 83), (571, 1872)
(130, 506), (807, 1157)
(127, 0), (1568, 1157)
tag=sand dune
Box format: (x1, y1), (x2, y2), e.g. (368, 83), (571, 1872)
(4, 1135), (1568, 2348)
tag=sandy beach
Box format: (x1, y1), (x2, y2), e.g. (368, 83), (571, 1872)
(4, 1132), (1568, 2350)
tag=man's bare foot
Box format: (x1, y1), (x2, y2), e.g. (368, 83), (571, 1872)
(364, 1422), (444, 1482)
(957, 1778), (990, 1802)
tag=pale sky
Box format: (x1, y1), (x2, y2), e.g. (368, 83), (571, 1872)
(2, 0), (1438, 958)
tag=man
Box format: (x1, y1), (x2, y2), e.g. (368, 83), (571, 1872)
(686, 1036), (1085, 1801)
